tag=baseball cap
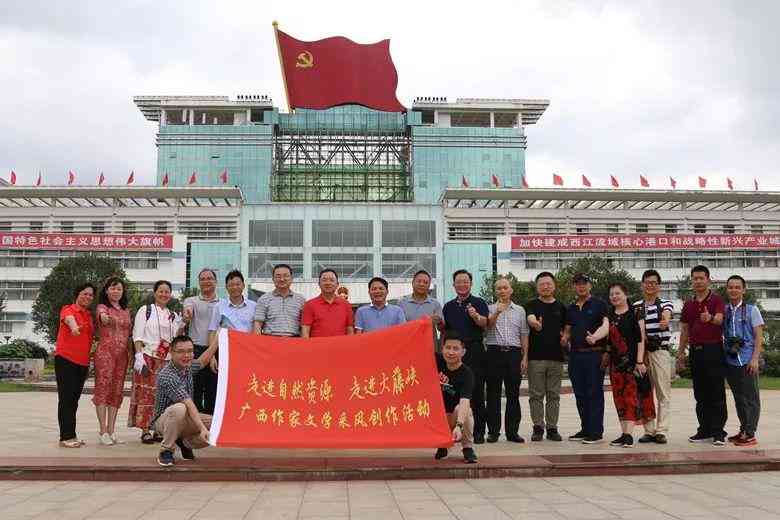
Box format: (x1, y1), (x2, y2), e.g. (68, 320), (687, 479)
(572, 273), (591, 284)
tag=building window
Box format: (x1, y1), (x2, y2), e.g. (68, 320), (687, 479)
(420, 110), (434, 125)
(122, 221), (136, 234)
(311, 253), (373, 279)
(155, 222), (168, 234)
(515, 223), (529, 235)
(693, 224), (706, 234)
(250, 109), (266, 123)
(493, 112), (518, 128)
(607, 223), (620, 234)
(575, 224), (589, 235)
(312, 220), (373, 248)
(751, 224), (764, 234)
(665, 223), (678, 234)
(248, 253), (304, 278)
(29, 222), (44, 232)
(60, 221), (74, 233)
(0, 222), (11, 231)
(249, 220), (304, 248)
(91, 222), (105, 234)
(450, 112), (491, 127)
(381, 254), (436, 278)
(382, 221), (435, 247)
(723, 224), (735, 234)
(634, 223), (648, 234)
(546, 222), (560, 234)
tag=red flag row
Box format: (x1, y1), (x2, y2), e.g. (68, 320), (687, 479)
(536, 174), (760, 190)
(5, 170), (229, 186)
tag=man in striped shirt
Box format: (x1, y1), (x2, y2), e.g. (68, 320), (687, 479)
(633, 269), (674, 444)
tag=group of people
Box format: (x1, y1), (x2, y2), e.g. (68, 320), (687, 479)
(52, 262), (763, 467)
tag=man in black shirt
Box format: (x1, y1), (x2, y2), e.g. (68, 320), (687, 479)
(524, 272), (568, 442)
(435, 330), (478, 464)
(442, 269), (490, 443)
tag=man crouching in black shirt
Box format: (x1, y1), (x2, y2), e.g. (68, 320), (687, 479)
(435, 330), (478, 463)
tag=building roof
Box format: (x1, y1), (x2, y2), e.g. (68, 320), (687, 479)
(0, 186), (244, 209)
(411, 97), (550, 125)
(442, 187), (780, 212)
(133, 95), (273, 122)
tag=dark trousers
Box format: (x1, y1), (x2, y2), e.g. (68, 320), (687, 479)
(193, 344), (217, 414)
(485, 346), (522, 437)
(568, 350), (605, 436)
(463, 340), (487, 438)
(55, 355), (89, 441)
(691, 345), (727, 437)
(726, 364), (760, 437)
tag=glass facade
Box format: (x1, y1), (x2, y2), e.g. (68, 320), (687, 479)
(382, 221), (436, 247)
(311, 253), (373, 279)
(249, 253), (304, 278)
(513, 250), (780, 270)
(249, 220), (304, 247)
(312, 220), (373, 248)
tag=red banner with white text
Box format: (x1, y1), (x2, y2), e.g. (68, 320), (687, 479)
(0, 232), (173, 251)
(209, 319), (453, 448)
(511, 233), (780, 252)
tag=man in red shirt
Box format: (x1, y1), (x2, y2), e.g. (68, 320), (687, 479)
(301, 269), (355, 338)
(677, 265), (727, 445)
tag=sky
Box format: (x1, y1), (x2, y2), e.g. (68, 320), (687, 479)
(1, 0), (778, 190)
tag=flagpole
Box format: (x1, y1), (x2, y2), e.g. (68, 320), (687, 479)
(272, 21), (292, 113)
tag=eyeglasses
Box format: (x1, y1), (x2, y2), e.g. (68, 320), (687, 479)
(643, 281), (660, 286)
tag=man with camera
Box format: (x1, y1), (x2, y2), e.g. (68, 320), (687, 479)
(633, 270), (674, 444)
(723, 275), (764, 447)
(677, 265), (727, 446)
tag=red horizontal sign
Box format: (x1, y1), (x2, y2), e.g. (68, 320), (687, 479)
(511, 234), (780, 252)
(0, 233), (173, 251)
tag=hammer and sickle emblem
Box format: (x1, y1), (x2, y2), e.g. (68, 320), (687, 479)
(296, 51), (314, 68)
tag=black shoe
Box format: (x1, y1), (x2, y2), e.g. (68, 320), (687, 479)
(176, 438), (195, 460)
(568, 430), (587, 441)
(546, 429), (562, 442)
(157, 449), (175, 467)
(507, 435), (525, 443)
(531, 426), (544, 442)
(654, 434), (668, 444)
(486, 433), (500, 443)
(462, 447), (478, 464)
(582, 434), (604, 444)
(712, 435), (726, 446)
(610, 434), (627, 446)
(622, 434), (634, 448)
(434, 448), (449, 460)
(638, 434), (656, 444)
(688, 432), (713, 443)
(473, 435), (485, 445)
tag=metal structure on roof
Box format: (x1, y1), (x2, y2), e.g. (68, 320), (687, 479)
(441, 187), (780, 212)
(411, 97), (550, 125)
(0, 186), (244, 209)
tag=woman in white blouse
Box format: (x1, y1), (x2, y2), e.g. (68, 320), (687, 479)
(128, 280), (184, 443)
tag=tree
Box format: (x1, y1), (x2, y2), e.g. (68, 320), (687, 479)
(555, 256), (641, 304)
(479, 272), (535, 304)
(31, 256), (127, 344)
(126, 284), (199, 319)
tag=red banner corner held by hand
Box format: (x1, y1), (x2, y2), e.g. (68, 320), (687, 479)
(209, 319), (453, 449)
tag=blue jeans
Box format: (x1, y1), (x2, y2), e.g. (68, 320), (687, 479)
(568, 350), (605, 436)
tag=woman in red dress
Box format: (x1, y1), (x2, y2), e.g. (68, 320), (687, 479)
(606, 282), (656, 448)
(93, 276), (132, 446)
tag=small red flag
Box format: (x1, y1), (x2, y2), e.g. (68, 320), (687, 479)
(581, 174), (591, 188)
(98, 172), (105, 186)
(276, 27), (404, 112)
(553, 173), (564, 186)
(162, 173), (169, 186)
(640, 175), (650, 188)
(610, 175), (619, 188)
(491, 174), (500, 187)
(670, 176), (677, 189)
(522, 176), (529, 189)
(219, 169), (228, 184)
(68, 170), (75, 185)
(127, 171), (135, 185)
(727, 177), (734, 190)
(461, 175), (469, 188)
(755, 178), (759, 191)
(188, 171), (197, 185)
(9, 171), (16, 185)
(698, 176), (707, 188)
(36, 172), (42, 187)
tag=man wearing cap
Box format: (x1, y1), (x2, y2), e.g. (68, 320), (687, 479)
(564, 273), (609, 444)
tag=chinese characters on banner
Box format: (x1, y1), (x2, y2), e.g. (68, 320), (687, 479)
(511, 234), (780, 252)
(210, 319), (453, 449)
(0, 233), (173, 251)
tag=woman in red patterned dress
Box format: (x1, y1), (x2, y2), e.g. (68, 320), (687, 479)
(93, 276), (132, 446)
(606, 282), (656, 448)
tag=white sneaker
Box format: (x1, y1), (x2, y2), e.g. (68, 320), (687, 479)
(99, 432), (114, 446)
(110, 433), (124, 444)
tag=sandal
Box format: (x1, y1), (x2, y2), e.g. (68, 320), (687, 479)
(141, 432), (155, 444)
(59, 439), (82, 448)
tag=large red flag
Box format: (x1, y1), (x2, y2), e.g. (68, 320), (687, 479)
(68, 170), (75, 185)
(698, 176), (707, 188)
(610, 175), (619, 188)
(275, 26), (404, 112)
(553, 173), (564, 186)
(727, 177), (734, 190)
(670, 176), (677, 189)
(640, 175), (650, 188)
(581, 174), (591, 187)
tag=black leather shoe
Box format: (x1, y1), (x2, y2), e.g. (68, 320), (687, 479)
(473, 435), (485, 444)
(486, 433), (500, 443)
(531, 426), (544, 442)
(638, 434), (656, 444)
(176, 438), (195, 460)
(507, 435), (525, 443)
(546, 429), (563, 442)
(434, 448), (449, 460)
(462, 447), (478, 463)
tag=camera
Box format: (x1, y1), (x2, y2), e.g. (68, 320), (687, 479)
(441, 383), (457, 396)
(646, 335), (663, 352)
(725, 337), (743, 358)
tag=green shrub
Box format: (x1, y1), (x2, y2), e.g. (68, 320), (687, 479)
(0, 339), (48, 361)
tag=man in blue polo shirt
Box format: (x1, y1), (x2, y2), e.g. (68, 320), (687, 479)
(355, 277), (406, 333)
(564, 273), (609, 444)
(207, 270), (257, 373)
